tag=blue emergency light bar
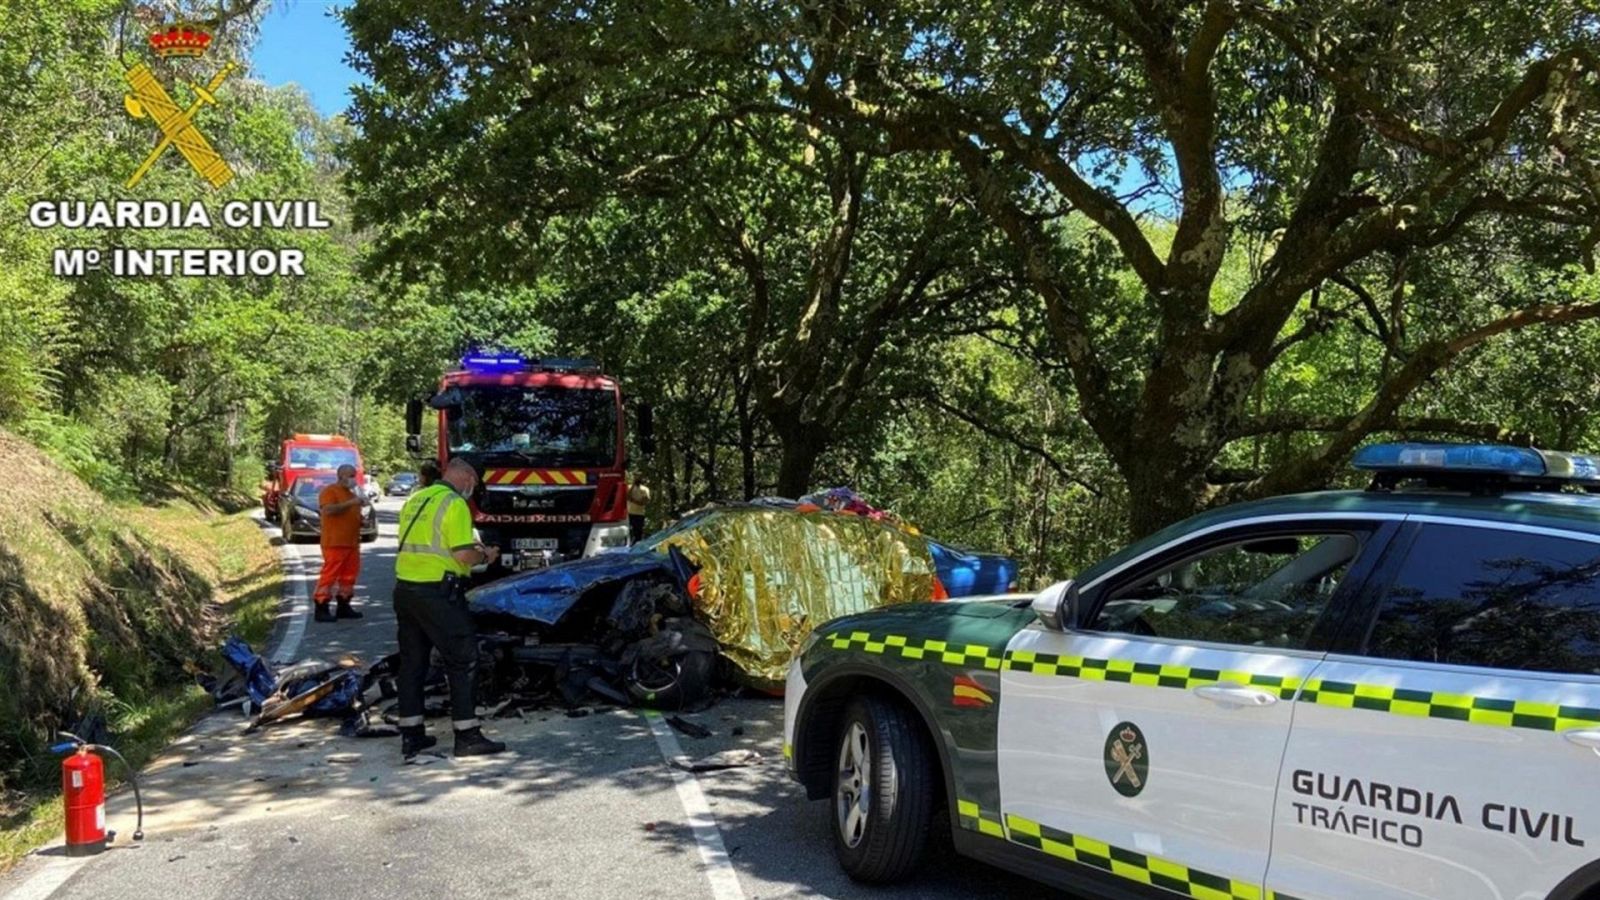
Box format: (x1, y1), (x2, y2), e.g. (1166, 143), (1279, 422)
(461, 353), (528, 371)
(460, 351), (601, 375)
(1353, 442), (1600, 486)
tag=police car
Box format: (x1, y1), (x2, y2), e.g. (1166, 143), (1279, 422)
(784, 443), (1600, 900)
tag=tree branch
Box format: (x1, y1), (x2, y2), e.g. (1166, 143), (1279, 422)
(917, 394), (1103, 497)
(951, 140), (1133, 459)
(1231, 298), (1600, 499)
(1228, 413), (1534, 445)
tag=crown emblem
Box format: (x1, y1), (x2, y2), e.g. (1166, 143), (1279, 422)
(1119, 727), (1137, 744)
(148, 24), (212, 58)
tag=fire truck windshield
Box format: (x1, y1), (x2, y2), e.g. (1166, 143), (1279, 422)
(287, 447), (359, 469)
(447, 386), (617, 468)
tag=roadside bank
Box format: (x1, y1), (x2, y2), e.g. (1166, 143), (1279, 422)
(0, 429), (281, 871)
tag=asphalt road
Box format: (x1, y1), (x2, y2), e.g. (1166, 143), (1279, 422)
(0, 499), (1051, 900)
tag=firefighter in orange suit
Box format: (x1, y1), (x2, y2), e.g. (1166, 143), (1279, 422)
(314, 464), (366, 623)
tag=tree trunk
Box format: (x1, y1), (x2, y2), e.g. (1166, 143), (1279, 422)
(737, 381), (756, 500)
(163, 400), (183, 472)
(774, 427), (825, 499)
(1123, 450), (1212, 538)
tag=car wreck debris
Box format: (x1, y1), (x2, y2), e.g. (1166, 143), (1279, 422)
(468, 499), (1020, 706)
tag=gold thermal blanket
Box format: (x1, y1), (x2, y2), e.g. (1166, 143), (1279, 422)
(658, 507), (937, 685)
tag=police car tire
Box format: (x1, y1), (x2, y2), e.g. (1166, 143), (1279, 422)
(832, 695), (935, 883)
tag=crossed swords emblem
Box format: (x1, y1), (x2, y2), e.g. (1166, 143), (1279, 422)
(122, 60), (238, 189)
(1110, 731), (1144, 789)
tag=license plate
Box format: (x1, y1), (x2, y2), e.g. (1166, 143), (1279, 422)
(512, 538), (558, 551)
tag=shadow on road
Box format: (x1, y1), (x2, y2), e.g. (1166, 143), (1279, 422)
(57, 498), (1055, 899)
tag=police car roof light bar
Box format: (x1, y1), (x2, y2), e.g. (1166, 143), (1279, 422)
(1354, 442), (1600, 493)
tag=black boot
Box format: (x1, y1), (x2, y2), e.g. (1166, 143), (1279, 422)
(453, 727), (507, 756)
(400, 726), (437, 759)
(314, 603), (336, 623)
(335, 597), (364, 619)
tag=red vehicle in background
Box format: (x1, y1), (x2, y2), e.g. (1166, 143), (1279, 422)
(406, 353), (653, 579)
(261, 433), (367, 523)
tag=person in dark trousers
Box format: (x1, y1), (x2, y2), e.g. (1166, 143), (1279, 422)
(392, 458), (506, 758)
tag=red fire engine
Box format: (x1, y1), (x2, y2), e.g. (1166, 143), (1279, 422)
(405, 354), (652, 577)
(261, 433), (366, 524)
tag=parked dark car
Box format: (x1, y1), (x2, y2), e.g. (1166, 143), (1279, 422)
(281, 475), (378, 543)
(386, 472), (419, 496)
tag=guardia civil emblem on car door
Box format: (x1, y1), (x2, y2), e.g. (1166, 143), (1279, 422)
(1104, 721), (1148, 797)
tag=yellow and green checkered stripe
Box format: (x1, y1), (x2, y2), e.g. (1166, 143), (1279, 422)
(955, 799), (1005, 838)
(825, 631), (1005, 670)
(1298, 678), (1600, 732)
(1002, 811), (1302, 900)
(1002, 650), (1304, 699)
(825, 632), (1600, 735)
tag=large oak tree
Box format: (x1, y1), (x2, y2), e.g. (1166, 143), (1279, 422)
(343, 0), (1600, 533)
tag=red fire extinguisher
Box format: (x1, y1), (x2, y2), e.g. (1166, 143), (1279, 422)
(52, 732), (144, 856)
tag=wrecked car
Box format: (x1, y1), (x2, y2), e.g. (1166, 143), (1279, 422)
(466, 501), (1019, 709)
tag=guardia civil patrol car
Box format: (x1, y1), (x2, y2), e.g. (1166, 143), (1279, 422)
(784, 443), (1600, 900)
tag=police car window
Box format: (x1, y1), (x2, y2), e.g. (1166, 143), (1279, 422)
(1367, 525), (1600, 675)
(1091, 533), (1360, 650)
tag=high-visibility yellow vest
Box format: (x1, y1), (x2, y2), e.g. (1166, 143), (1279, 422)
(394, 484), (475, 583)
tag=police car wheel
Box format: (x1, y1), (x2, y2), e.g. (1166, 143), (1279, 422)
(831, 696), (935, 883)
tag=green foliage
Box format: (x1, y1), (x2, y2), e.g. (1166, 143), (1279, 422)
(9, 0), (1600, 593)
(0, 0), (378, 487)
(342, 0), (1600, 538)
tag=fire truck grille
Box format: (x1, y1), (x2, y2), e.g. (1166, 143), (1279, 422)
(476, 486), (597, 516)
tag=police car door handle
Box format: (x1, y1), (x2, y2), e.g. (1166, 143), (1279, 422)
(1562, 729), (1600, 752)
(1193, 684), (1278, 708)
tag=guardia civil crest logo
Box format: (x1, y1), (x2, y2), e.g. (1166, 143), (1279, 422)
(122, 21), (238, 188)
(1104, 721), (1148, 797)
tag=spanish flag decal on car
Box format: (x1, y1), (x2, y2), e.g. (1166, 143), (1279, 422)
(952, 674), (994, 708)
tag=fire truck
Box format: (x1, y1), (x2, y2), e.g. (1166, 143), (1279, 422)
(405, 353), (653, 578)
(261, 433), (366, 523)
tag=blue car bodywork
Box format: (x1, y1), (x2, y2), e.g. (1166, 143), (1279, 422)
(468, 547), (693, 625)
(467, 513), (1018, 628)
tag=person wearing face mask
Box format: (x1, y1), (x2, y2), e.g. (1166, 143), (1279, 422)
(313, 463), (367, 623)
(391, 458), (506, 758)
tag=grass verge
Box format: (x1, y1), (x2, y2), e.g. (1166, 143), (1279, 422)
(0, 474), (281, 872)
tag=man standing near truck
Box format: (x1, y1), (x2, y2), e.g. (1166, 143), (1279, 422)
(392, 458), (507, 758)
(314, 464), (366, 623)
(627, 480), (651, 543)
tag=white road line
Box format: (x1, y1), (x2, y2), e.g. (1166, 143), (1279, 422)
(2, 510), (313, 900)
(1, 855), (84, 900)
(642, 712), (746, 900)
(268, 524), (311, 666)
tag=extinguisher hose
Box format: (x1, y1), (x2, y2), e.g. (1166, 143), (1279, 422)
(87, 744), (144, 841)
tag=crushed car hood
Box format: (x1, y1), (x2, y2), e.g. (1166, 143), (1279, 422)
(466, 551), (678, 625)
